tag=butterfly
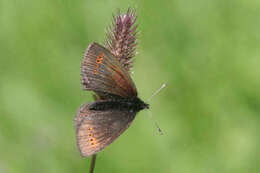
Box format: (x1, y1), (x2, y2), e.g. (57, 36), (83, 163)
(75, 42), (149, 157)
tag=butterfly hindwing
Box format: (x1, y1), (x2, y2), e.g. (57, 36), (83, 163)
(74, 103), (136, 157)
(81, 42), (137, 98)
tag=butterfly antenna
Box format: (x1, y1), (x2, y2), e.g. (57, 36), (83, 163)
(147, 110), (164, 135)
(147, 82), (168, 102)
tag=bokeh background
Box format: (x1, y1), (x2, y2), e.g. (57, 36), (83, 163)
(1, 0), (260, 172)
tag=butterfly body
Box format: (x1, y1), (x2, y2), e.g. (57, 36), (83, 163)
(89, 97), (149, 112)
(75, 42), (148, 157)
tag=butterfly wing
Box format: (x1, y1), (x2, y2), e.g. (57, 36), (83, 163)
(74, 103), (136, 157)
(81, 42), (137, 98)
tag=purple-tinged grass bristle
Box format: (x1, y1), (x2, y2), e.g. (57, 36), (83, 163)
(105, 8), (138, 71)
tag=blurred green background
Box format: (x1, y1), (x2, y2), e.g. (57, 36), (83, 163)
(1, 0), (260, 172)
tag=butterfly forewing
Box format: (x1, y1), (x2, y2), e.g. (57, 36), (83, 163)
(81, 42), (137, 98)
(75, 103), (136, 157)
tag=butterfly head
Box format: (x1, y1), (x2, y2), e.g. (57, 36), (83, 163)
(142, 101), (149, 110)
(135, 97), (149, 111)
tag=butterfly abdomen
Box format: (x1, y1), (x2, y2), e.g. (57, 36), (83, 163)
(89, 97), (149, 112)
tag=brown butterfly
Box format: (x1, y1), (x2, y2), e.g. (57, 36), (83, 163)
(75, 42), (149, 157)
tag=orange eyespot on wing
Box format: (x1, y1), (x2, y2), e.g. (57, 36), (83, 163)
(93, 69), (99, 75)
(96, 53), (104, 64)
(92, 54), (104, 75)
(81, 42), (137, 98)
